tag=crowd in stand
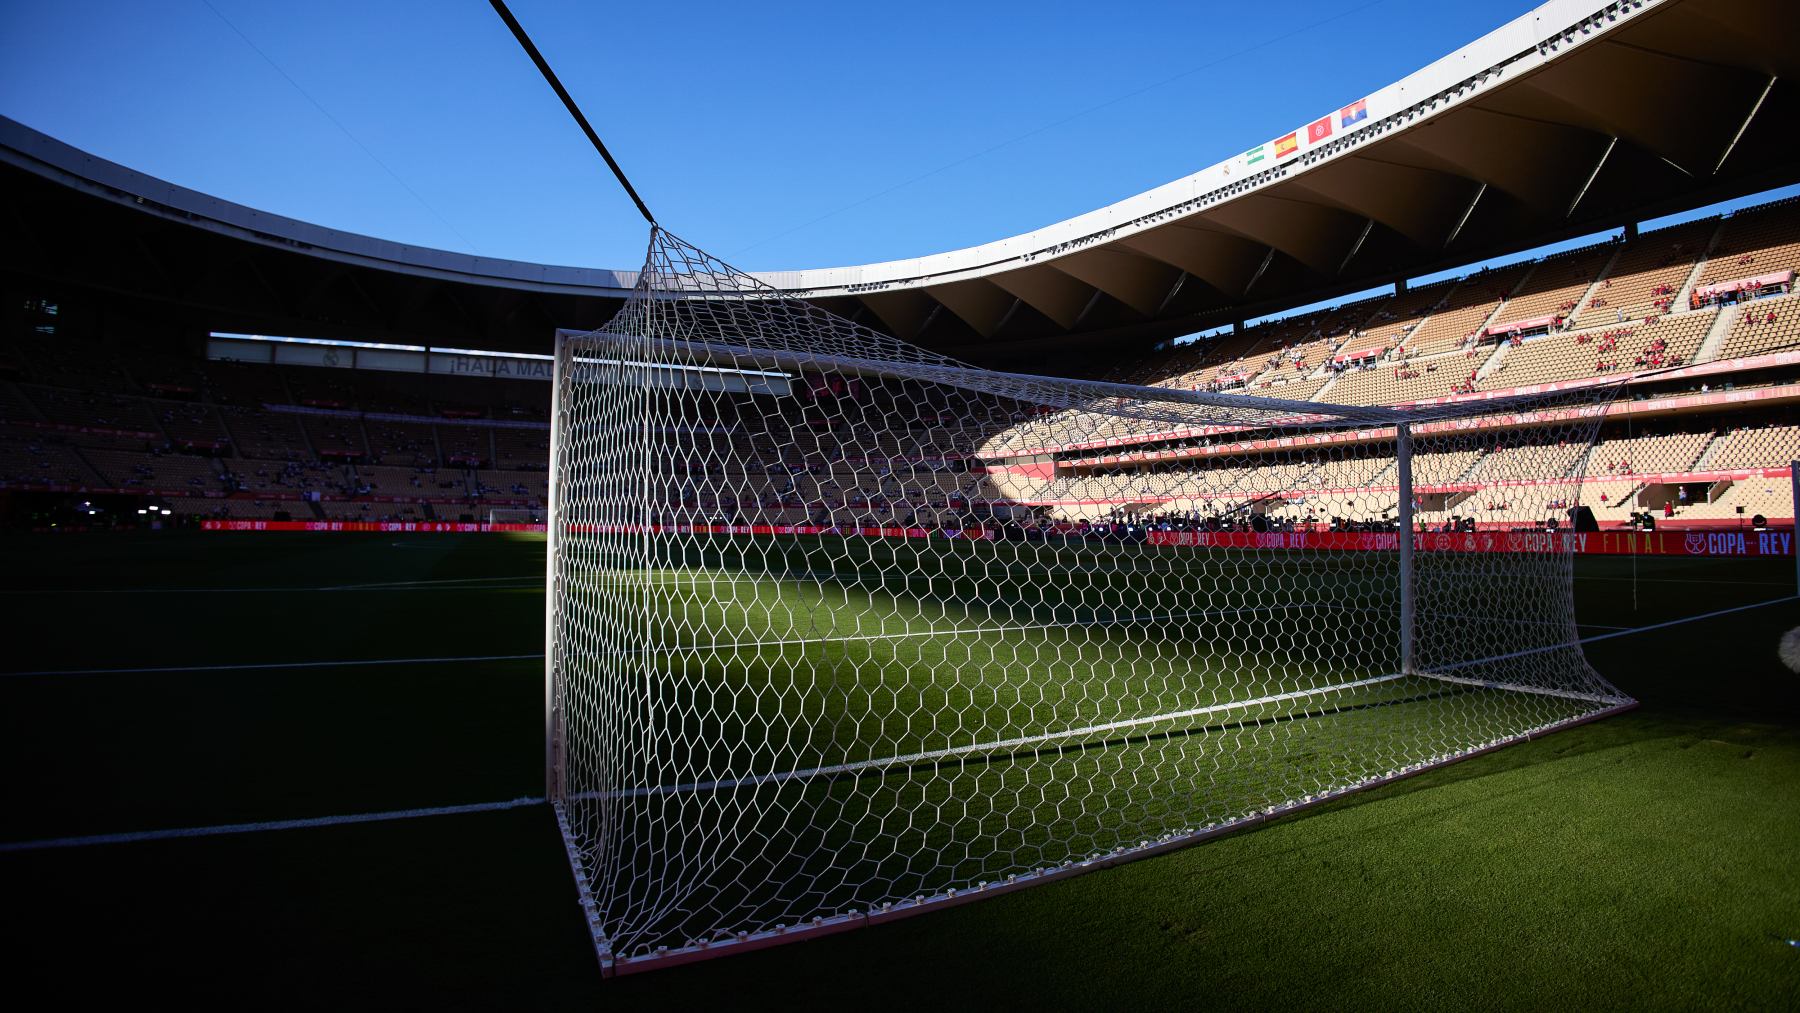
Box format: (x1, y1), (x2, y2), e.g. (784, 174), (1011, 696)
(8, 192), (1800, 532)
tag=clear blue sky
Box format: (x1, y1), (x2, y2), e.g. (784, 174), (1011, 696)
(0, 0), (1571, 273)
(2, 0), (1794, 284)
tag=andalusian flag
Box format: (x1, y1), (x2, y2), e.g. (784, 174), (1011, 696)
(1274, 132), (1299, 158)
(1245, 144), (1266, 166)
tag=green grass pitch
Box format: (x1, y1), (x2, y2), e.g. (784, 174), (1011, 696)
(1, 531), (1797, 1007)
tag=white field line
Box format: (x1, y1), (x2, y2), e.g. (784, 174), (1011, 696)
(1412, 671), (1627, 705)
(0, 586), (362, 595)
(609, 561), (1388, 585)
(0, 797), (544, 854)
(4, 603), (1356, 677)
(1572, 575), (1797, 587)
(3, 568), (1783, 598)
(6, 592), (1760, 678)
(632, 605), (1598, 656)
(321, 575), (545, 591)
(648, 603), (1361, 656)
(588, 596), (1796, 798)
(4, 653), (544, 679)
(0, 574), (546, 595)
(587, 673), (1414, 799)
(1430, 595), (1798, 672)
(6, 596), (1790, 853)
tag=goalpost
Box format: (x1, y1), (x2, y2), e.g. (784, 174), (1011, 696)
(486, 507), (544, 526)
(545, 228), (1634, 975)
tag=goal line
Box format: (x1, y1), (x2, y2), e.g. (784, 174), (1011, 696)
(587, 669), (1505, 800)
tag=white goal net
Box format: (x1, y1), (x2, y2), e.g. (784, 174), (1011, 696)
(486, 507), (544, 526)
(546, 228), (1633, 974)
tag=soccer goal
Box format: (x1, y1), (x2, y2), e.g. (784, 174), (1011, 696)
(544, 228), (1634, 974)
(485, 507), (543, 527)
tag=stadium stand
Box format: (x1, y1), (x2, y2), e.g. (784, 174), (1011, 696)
(1400, 263), (1533, 356)
(298, 413), (368, 460)
(438, 424), (493, 467)
(1696, 198), (1800, 288)
(493, 427), (552, 468)
(1572, 218), (1716, 328)
(219, 409), (309, 462)
(1586, 431), (1711, 477)
(1714, 291), (1800, 360)
(1483, 309), (1717, 388)
(1486, 243), (1613, 330)
(3, 195), (1797, 532)
(1703, 420), (1800, 471)
(0, 424), (106, 488)
(1320, 348), (1490, 405)
(363, 419), (439, 467)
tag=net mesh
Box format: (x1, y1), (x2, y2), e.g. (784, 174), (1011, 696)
(548, 228), (1633, 972)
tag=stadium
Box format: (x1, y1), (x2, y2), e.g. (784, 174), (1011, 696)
(3, 0), (1798, 1006)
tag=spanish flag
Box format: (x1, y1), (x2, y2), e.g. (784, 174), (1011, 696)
(1274, 132), (1299, 158)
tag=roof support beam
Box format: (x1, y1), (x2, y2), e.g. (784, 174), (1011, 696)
(1154, 273), (1188, 316)
(988, 267), (1097, 330)
(1445, 182), (1487, 248)
(993, 297), (1023, 334)
(915, 302), (944, 340)
(1071, 287), (1106, 328)
(1338, 218), (1374, 275)
(1713, 74), (1776, 175)
(1115, 228), (1255, 298)
(1050, 249), (1177, 318)
(859, 289), (937, 340)
(926, 279), (1017, 338)
(1565, 137), (1616, 219)
(1243, 247), (1275, 297)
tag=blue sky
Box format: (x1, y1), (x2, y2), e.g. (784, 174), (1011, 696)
(3, 0), (1794, 287)
(0, 0), (1561, 272)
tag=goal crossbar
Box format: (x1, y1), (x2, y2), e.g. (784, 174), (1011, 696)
(577, 332), (1412, 426)
(546, 226), (1636, 976)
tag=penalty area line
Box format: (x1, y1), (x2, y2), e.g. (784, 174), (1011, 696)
(7, 597), (1789, 850)
(0, 797), (546, 854)
(4, 652), (544, 678)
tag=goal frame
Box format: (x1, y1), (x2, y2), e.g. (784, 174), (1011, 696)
(542, 324), (1636, 977)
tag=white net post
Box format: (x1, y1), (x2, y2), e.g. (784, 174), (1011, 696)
(545, 328), (567, 803)
(1396, 421), (1416, 676)
(546, 227), (1636, 975)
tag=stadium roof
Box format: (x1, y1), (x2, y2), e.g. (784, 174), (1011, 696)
(3, 0), (1797, 364)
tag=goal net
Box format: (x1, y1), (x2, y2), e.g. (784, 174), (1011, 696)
(486, 507), (544, 526)
(546, 228), (1633, 973)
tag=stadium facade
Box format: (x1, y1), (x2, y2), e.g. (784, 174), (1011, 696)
(0, 0), (1796, 534)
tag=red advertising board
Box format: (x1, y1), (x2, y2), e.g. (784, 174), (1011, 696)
(1145, 528), (1796, 557)
(200, 520), (998, 540)
(198, 521), (1794, 557)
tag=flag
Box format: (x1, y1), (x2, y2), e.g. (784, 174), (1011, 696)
(1274, 132), (1298, 158)
(1340, 99), (1367, 128)
(1307, 116), (1332, 144)
(1245, 144), (1266, 165)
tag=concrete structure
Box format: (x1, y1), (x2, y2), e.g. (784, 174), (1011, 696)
(3, 0), (1797, 365)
